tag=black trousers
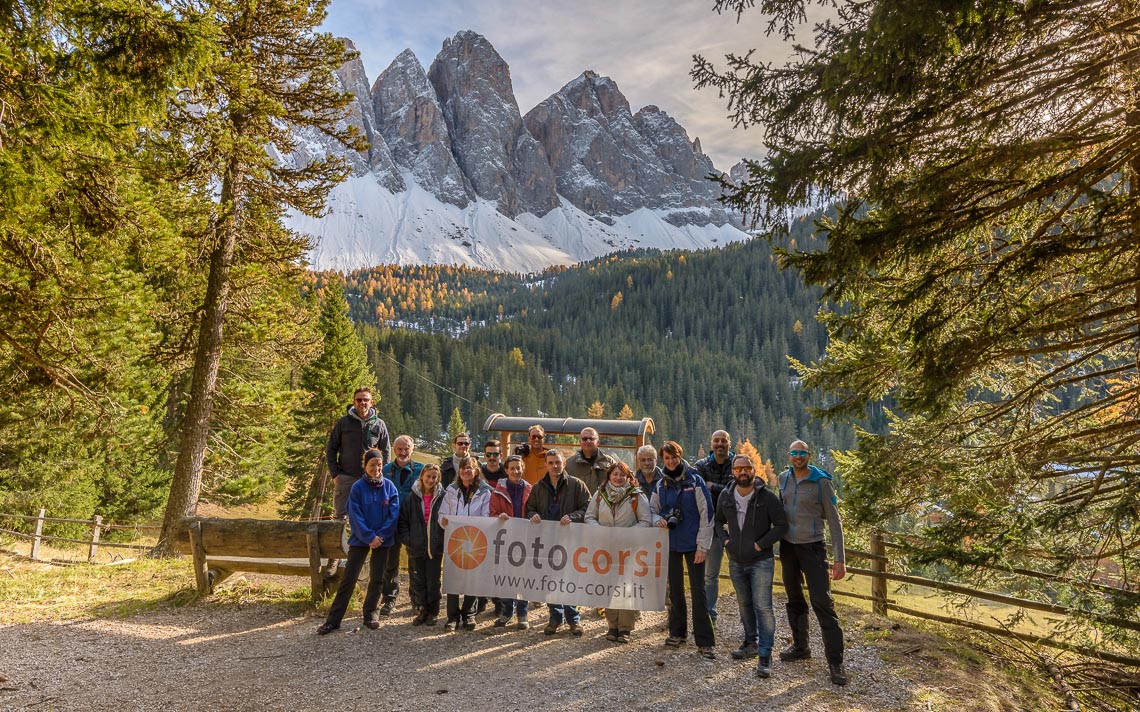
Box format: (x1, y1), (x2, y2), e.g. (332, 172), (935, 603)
(446, 593), (476, 622)
(382, 538), (402, 603)
(781, 540), (844, 664)
(324, 544), (391, 627)
(408, 554), (442, 613)
(667, 550), (715, 647)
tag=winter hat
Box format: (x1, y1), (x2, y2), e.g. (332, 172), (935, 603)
(363, 449), (384, 469)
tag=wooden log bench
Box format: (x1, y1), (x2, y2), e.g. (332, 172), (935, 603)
(170, 517), (347, 604)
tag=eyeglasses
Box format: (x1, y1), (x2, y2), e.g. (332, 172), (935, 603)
(733, 466), (754, 473)
(354, 398), (371, 403)
(580, 436), (597, 441)
(788, 449), (809, 457)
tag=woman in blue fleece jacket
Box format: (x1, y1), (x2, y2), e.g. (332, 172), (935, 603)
(318, 449), (400, 635)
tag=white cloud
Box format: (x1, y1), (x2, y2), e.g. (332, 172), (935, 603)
(321, 0), (818, 170)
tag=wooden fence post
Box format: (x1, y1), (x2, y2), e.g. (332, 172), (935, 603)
(870, 531), (888, 617)
(30, 507), (45, 560)
(188, 520), (211, 595)
(88, 515), (102, 563)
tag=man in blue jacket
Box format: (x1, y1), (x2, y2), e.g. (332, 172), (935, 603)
(778, 440), (848, 685)
(715, 454), (787, 677)
(318, 449), (400, 635)
(379, 435), (422, 616)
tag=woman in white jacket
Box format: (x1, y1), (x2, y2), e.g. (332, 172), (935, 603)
(438, 456), (492, 631)
(585, 460), (651, 643)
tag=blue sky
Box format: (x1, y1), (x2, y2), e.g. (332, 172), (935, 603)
(319, 0), (818, 171)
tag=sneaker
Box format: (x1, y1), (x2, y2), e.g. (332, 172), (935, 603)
(322, 559), (340, 578)
(378, 600), (394, 617)
(829, 663), (848, 686)
(544, 621), (561, 635)
(364, 616), (380, 630)
(462, 616), (476, 631)
(756, 655), (772, 678)
(494, 615), (512, 628)
(568, 623), (584, 637)
(779, 645), (812, 662)
(444, 619), (458, 632)
(664, 636), (686, 648)
(731, 642), (759, 660)
(616, 630), (631, 644)
(516, 616), (530, 630)
(605, 628), (619, 642)
(316, 622), (339, 635)
(698, 647), (717, 660)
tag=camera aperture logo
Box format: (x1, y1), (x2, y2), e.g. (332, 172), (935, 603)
(448, 525), (488, 570)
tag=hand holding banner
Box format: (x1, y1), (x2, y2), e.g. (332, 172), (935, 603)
(442, 516), (668, 610)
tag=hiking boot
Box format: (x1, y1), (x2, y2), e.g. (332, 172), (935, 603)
(605, 628), (619, 642)
(664, 636), (686, 648)
(616, 630), (631, 643)
(698, 647), (716, 660)
(780, 644), (812, 662)
(444, 619), (458, 632)
(568, 623), (584, 637)
(756, 655), (772, 678)
(462, 615), (476, 631)
(423, 611), (438, 626)
(316, 622), (339, 635)
(364, 617), (380, 630)
(731, 642), (759, 660)
(475, 598), (488, 615)
(378, 600), (394, 617)
(411, 608), (428, 626)
(516, 616), (530, 630)
(544, 621), (561, 635)
(494, 615), (512, 628)
(829, 663), (848, 686)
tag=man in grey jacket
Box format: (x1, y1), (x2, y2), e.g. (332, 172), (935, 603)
(778, 440), (848, 686)
(563, 427), (615, 493)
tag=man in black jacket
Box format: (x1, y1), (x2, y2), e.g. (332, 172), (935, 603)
(695, 429), (734, 623)
(325, 388), (389, 572)
(714, 453), (787, 678)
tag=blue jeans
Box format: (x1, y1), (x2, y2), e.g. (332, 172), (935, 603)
(703, 535), (725, 621)
(547, 603), (579, 625)
(729, 557), (776, 656)
(500, 599), (530, 617)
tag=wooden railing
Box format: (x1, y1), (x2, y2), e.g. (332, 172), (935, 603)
(0, 509), (160, 563)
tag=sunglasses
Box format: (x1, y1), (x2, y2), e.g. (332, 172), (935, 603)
(529, 434), (544, 440)
(354, 398), (371, 402)
(485, 451), (501, 457)
(733, 466), (754, 473)
(580, 436), (597, 441)
(456, 441), (471, 447)
(788, 449), (809, 457)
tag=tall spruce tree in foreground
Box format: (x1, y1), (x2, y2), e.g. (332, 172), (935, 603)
(694, 0), (1139, 636)
(156, 0), (357, 551)
(280, 283), (372, 519)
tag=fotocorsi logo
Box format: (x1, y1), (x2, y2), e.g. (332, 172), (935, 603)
(447, 525), (488, 570)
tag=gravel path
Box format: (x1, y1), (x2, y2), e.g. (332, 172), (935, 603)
(1, 585), (920, 711)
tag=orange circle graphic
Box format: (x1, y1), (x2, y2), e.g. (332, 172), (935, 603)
(447, 525), (488, 570)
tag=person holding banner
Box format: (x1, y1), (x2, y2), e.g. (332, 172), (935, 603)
(317, 449), (399, 635)
(438, 456), (493, 632)
(585, 461), (651, 643)
(398, 463), (445, 627)
(526, 448), (590, 636)
(489, 454), (533, 629)
(650, 440), (716, 659)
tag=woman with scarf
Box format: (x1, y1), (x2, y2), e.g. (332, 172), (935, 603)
(650, 440), (716, 658)
(317, 449), (399, 635)
(488, 454), (534, 629)
(585, 460), (651, 643)
(438, 455), (493, 631)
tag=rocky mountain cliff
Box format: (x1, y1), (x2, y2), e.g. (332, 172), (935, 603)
(288, 31), (749, 272)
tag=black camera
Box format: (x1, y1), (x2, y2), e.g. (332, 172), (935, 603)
(666, 506), (683, 530)
(515, 443), (531, 457)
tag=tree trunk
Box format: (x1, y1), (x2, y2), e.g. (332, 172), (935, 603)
(155, 165), (243, 554)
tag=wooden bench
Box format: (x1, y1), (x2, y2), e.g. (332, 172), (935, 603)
(171, 517), (347, 604)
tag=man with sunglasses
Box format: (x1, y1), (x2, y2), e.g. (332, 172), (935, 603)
(564, 426), (616, 494)
(480, 439), (506, 485)
(439, 433), (472, 489)
(516, 425), (549, 485)
(777, 440), (848, 686)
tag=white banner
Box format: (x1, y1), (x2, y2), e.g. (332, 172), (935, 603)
(441, 516), (668, 610)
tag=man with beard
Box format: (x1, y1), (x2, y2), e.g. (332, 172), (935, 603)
(715, 454), (787, 677)
(379, 435), (422, 616)
(325, 387), (390, 573)
(564, 427), (615, 494)
(695, 430), (734, 624)
(439, 433), (472, 489)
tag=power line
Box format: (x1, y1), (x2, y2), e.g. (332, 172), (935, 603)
(378, 349), (496, 417)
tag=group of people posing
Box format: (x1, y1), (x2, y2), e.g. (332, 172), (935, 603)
(319, 387), (850, 686)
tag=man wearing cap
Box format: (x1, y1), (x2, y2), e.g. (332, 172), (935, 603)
(778, 440), (848, 686)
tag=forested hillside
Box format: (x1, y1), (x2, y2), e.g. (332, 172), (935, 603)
(338, 215), (862, 466)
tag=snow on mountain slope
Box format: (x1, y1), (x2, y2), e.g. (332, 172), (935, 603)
(296, 174), (750, 273)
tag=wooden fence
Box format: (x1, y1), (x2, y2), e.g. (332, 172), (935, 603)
(0, 509), (160, 563)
